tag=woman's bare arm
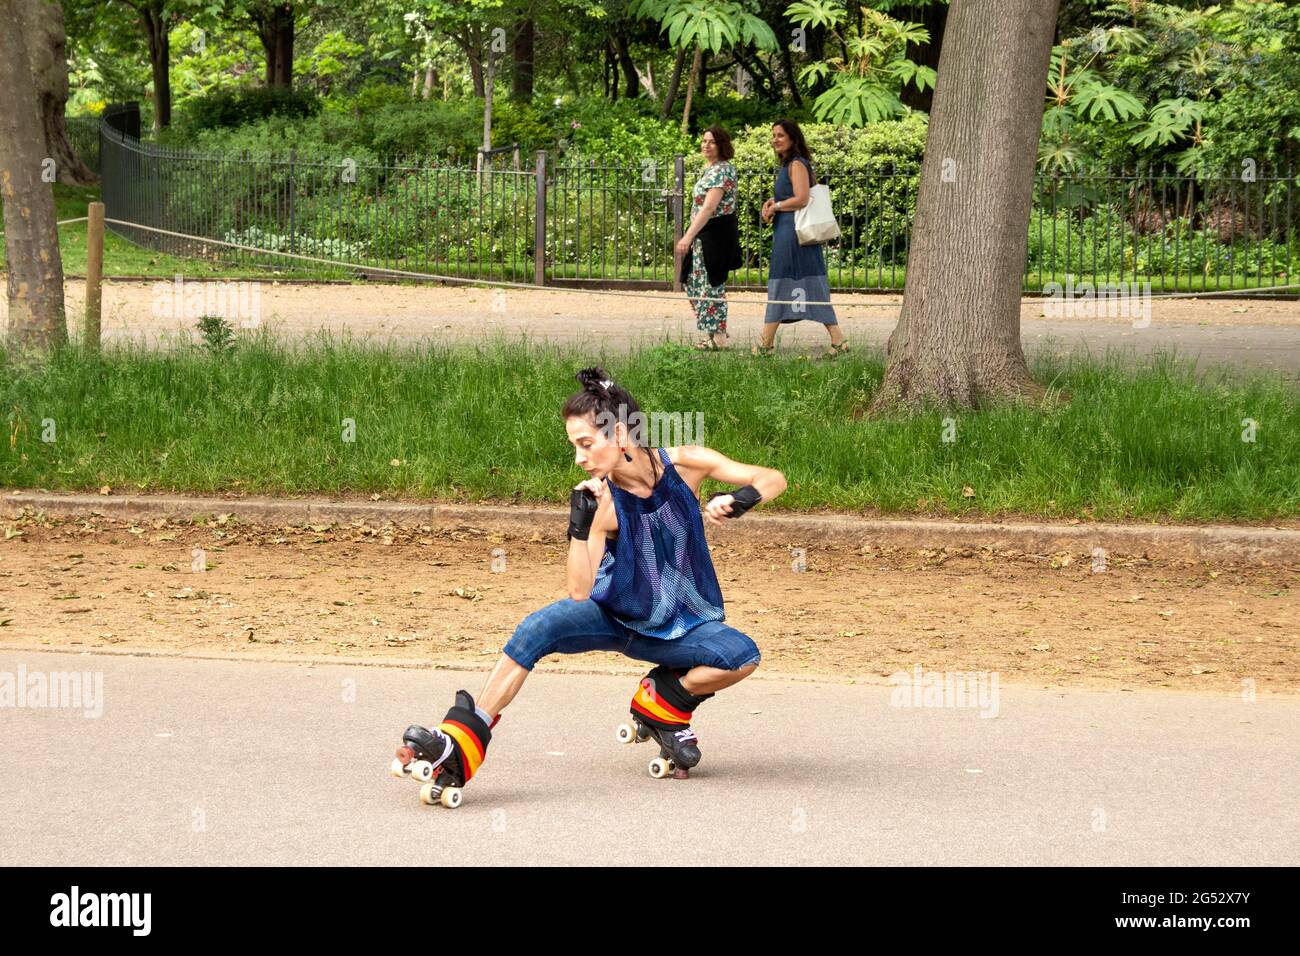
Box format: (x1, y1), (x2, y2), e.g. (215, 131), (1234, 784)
(780, 160), (812, 211)
(670, 445), (787, 525)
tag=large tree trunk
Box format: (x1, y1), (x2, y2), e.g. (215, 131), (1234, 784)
(254, 3), (295, 89)
(22, 0), (96, 184)
(870, 0), (1058, 414)
(511, 18), (534, 101)
(659, 48), (686, 120)
(138, 0), (171, 129)
(899, 2), (948, 113)
(273, 8), (294, 88)
(0, 0), (68, 354)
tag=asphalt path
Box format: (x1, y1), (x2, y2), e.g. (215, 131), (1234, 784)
(2, 650), (1296, 866)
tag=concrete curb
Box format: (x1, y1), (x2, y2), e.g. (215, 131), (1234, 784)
(5, 489), (1299, 564)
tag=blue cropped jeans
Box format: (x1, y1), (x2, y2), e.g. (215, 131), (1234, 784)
(503, 598), (761, 672)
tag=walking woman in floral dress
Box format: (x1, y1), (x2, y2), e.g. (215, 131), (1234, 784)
(676, 126), (743, 351)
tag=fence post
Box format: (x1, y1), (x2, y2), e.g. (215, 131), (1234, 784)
(534, 150), (547, 286)
(84, 202), (105, 351)
(288, 148), (297, 257)
(672, 154), (685, 292)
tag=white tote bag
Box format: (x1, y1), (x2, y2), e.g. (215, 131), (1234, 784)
(795, 183), (841, 245)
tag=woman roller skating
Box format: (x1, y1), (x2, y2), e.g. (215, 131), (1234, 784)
(391, 366), (785, 806)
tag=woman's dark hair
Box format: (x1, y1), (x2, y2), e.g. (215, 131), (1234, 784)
(705, 125), (734, 162)
(773, 118), (813, 169)
(562, 367), (660, 484)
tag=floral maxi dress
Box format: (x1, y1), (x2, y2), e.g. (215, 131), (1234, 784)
(686, 161), (738, 334)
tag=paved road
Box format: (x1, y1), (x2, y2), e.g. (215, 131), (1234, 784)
(2, 651), (1296, 866)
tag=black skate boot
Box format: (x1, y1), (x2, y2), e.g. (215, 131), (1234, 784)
(391, 689), (497, 807)
(616, 666), (713, 779)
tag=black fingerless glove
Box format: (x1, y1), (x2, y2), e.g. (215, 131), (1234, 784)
(568, 488), (598, 540)
(707, 484), (762, 518)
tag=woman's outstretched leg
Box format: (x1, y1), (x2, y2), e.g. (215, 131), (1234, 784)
(477, 653), (530, 718)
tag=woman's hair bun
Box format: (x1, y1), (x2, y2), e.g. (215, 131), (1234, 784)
(577, 367), (614, 394)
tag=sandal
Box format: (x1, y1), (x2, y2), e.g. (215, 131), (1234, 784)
(825, 340), (850, 358)
(750, 344), (776, 357)
(695, 339), (720, 351)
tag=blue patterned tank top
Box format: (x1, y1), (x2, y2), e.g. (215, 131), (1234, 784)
(589, 447), (725, 639)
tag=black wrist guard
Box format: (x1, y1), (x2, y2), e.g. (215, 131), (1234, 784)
(707, 484), (762, 518)
(568, 488), (598, 540)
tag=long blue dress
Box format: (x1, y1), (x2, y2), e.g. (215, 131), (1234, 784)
(765, 156), (838, 326)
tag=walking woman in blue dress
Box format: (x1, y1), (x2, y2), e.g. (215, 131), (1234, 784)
(392, 367), (784, 800)
(756, 119), (850, 358)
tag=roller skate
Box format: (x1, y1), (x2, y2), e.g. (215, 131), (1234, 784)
(390, 690), (496, 808)
(615, 666), (713, 780)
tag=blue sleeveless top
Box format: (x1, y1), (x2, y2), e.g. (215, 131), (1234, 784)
(589, 447), (725, 639)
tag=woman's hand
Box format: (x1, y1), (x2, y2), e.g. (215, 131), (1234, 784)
(675, 235), (692, 257)
(760, 198), (775, 224)
(573, 476), (608, 501)
(702, 493), (736, 526)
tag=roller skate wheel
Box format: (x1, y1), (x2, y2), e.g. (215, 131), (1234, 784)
(419, 783), (439, 805)
(616, 723), (637, 744)
(440, 787), (463, 809)
(649, 757), (673, 779)
(390, 757), (408, 778)
(411, 760), (434, 783)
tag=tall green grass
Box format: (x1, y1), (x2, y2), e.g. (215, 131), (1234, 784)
(2, 331), (1296, 522)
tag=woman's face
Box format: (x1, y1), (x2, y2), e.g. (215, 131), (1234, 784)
(771, 125), (791, 157)
(567, 415), (622, 478)
(701, 132), (717, 161)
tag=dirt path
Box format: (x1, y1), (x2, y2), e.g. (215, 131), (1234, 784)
(4, 280), (1297, 375)
(2, 509), (1295, 694)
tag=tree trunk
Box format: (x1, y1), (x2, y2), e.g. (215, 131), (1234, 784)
(511, 18), (534, 101)
(660, 48), (686, 120)
(899, 2), (948, 113)
(139, 1), (171, 129)
(22, 0), (96, 184)
(679, 48), (702, 135)
(777, 30), (803, 107)
(422, 63), (436, 100)
(462, 34), (485, 97)
(273, 7), (294, 88)
(0, 0), (68, 354)
(613, 31), (639, 98)
(636, 59), (657, 102)
(604, 38), (617, 101)
(870, 0), (1059, 414)
(480, 50), (495, 167)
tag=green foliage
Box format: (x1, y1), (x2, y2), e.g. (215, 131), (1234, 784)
(195, 316), (236, 355)
(786, 1), (935, 127)
(176, 87), (323, 134)
(1044, 1), (1300, 175)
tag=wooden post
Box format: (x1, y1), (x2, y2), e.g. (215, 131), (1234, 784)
(672, 154), (685, 293)
(84, 201), (105, 350)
